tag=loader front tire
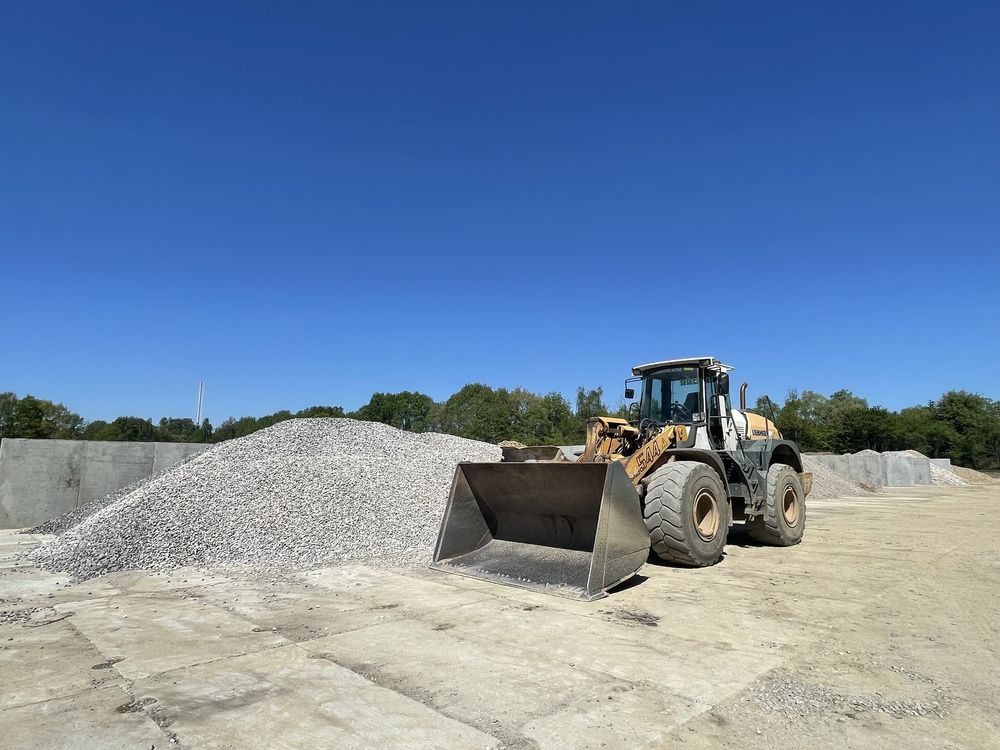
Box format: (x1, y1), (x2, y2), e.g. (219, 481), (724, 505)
(642, 461), (729, 567)
(746, 463), (805, 546)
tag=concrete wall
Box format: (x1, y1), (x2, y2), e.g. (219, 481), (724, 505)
(884, 452), (932, 487)
(806, 450), (933, 489)
(0, 439), (211, 529)
(808, 454), (854, 481)
(558, 445), (586, 461)
(849, 451), (886, 489)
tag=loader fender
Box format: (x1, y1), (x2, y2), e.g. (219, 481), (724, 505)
(658, 449), (731, 490)
(767, 441), (804, 473)
(739, 440), (804, 473)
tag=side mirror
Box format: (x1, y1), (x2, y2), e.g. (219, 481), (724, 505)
(624, 387), (635, 399)
(717, 373), (729, 396)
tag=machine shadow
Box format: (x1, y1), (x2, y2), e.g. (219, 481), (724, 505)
(606, 573), (649, 595)
(604, 524), (767, 598)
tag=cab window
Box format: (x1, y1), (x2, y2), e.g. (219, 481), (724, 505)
(640, 367), (702, 424)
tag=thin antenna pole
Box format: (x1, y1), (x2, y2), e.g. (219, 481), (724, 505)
(196, 381), (205, 424)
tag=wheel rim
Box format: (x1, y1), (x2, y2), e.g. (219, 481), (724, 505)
(693, 488), (720, 542)
(782, 485), (800, 527)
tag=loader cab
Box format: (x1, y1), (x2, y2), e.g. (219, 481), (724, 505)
(630, 357), (737, 450)
(636, 365), (702, 425)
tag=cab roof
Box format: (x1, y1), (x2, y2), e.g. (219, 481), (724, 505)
(631, 357), (731, 376)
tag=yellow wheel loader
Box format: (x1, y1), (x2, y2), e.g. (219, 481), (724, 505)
(432, 357), (812, 601)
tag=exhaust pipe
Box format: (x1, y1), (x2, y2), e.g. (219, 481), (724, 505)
(431, 461), (650, 601)
(740, 382), (748, 410)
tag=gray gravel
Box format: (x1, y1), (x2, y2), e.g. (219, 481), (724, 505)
(750, 671), (951, 719)
(31, 418), (500, 580)
(928, 462), (965, 486)
(902, 450), (967, 487)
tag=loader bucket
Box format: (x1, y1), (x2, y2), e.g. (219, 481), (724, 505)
(500, 445), (568, 463)
(431, 461), (650, 601)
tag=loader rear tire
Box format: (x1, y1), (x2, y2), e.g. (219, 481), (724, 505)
(746, 463), (805, 546)
(642, 461), (729, 567)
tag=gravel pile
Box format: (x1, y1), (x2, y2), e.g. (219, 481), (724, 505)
(950, 465), (998, 484)
(928, 463), (965, 486)
(899, 450), (968, 487)
(31, 418), (501, 580)
(801, 455), (877, 499)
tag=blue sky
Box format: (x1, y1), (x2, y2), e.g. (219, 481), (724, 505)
(2, 2), (998, 424)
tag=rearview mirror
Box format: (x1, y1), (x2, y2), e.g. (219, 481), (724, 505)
(717, 373), (729, 396)
(624, 387), (635, 399)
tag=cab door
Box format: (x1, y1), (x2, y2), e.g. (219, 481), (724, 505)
(706, 372), (740, 452)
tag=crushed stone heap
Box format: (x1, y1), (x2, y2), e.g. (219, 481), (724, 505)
(31, 418), (501, 579)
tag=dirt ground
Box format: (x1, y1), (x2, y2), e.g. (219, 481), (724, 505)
(2, 484), (998, 749)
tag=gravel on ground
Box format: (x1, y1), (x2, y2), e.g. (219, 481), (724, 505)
(950, 465), (998, 484)
(30, 418), (500, 580)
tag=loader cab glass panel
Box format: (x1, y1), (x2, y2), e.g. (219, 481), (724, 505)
(640, 366), (702, 425)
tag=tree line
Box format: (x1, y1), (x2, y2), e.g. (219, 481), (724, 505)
(753, 389), (1000, 470)
(0, 386), (617, 448)
(2, 385), (998, 470)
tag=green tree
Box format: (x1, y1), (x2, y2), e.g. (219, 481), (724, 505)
(575, 387), (607, 420)
(352, 392), (433, 432)
(522, 391), (579, 444)
(984, 402), (1000, 468)
(837, 407), (898, 452)
(81, 420), (111, 440)
(436, 384), (515, 443)
(825, 390), (869, 452)
(934, 391), (995, 468)
(294, 405), (346, 419)
(211, 416), (261, 442)
(897, 405), (957, 458)
(256, 410), (294, 430)
(0, 394), (84, 439)
(156, 417), (203, 443)
(573, 386), (609, 439)
(0, 392), (17, 438)
(92, 416), (157, 442)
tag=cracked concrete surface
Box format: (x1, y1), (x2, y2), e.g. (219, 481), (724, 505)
(2, 484), (998, 748)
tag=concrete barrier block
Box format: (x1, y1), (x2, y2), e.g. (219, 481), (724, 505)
(557, 445), (585, 462)
(0, 438), (211, 529)
(0, 439), (85, 529)
(152, 442), (211, 474)
(808, 454), (852, 478)
(884, 454), (915, 486)
(831, 454), (851, 477)
(849, 450), (886, 489)
(883, 451), (932, 486)
(79, 441), (155, 506)
(910, 455), (932, 485)
(930, 458), (952, 470)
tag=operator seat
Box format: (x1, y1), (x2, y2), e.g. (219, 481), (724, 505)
(683, 392), (700, 421)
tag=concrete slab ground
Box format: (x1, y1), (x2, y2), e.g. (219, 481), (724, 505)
(2, 484), (999, 748)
